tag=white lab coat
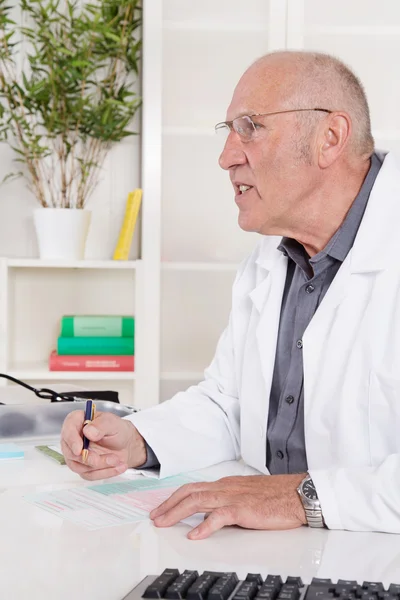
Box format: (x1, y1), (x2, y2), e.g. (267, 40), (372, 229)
(128, 152), (400, 534)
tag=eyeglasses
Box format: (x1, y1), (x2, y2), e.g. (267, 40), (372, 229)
(215, 108), (332, 142)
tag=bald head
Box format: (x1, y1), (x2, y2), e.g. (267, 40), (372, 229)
(243, 51), (374, 158)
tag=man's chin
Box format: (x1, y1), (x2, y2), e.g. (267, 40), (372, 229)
(237, 213), (260, 233)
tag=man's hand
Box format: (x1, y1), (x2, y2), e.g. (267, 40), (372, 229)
(150, 474), (307, 539)
(61, 410), (147, 480)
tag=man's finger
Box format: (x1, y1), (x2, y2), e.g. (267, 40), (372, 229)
(152, 490), (225, 527)
(188, 507), (237, 540)
(80, 464), (128, 480)
(61, 410), (85, 456)
(64, 455), (127, 478)
(150, 482), (211, 519)
(61, 438), (125, 471)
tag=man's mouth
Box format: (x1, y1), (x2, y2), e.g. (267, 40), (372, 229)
(237, 184), (253, 194)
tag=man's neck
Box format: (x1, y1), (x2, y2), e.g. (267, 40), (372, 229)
(287, 158), (372, 257)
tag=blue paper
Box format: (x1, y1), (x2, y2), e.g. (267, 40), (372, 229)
(0, 443), (24, 459)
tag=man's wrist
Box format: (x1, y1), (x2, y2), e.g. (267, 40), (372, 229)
(289, 473), (308, 525)
(125, 421), (147, 468)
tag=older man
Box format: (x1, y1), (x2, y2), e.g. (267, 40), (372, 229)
(61, 51), (400, 538)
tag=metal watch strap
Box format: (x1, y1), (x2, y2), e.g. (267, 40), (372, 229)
(304, 506), (325, 528)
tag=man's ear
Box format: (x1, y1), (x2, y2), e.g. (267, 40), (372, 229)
(318, 113), (351, 168)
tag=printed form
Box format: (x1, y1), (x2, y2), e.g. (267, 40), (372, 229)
(24, 474), (205, 530)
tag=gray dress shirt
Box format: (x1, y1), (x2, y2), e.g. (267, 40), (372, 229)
(267, 152), (382, 474)
(139, 152), (382, 471)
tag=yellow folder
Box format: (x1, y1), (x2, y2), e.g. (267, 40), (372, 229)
(113, 188), (143, 260)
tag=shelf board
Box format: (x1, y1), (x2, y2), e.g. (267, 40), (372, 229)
(7, 363), (136, 381)
(306, 25), (400, 36)
(161, 261), (238, 272)
(6, 258), (140, 269)
(161, 371), (203, 381)
(163, 20), (267, 32)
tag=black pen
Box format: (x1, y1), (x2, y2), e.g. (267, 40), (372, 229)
(82, 399), (96, 462)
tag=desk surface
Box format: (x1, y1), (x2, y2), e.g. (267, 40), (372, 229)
(1, 441), (400, 600)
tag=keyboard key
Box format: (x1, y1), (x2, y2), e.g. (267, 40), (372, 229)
(209, 573), (239, 600)
(143, 569), (180, 598)
(246, 575), (263, 586)
(165, 571), (199, 599)
(233, 581), (259, 600)
(363, 584), (385, 592)
(279, 585), (301, 600)
(265, 577), (283, 589)
(305, 586), (334, 600)
(286, 578), (304, 588)
(388, 585), (400, 596)
(257, 583), (281, 600)
(186, 572), (222, 600)
(335, 584), (360, 596)
(358, 591), (377, 600)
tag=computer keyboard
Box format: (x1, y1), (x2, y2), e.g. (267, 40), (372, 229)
(122, 569), (400, 600)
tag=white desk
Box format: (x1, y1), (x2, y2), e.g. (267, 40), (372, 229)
(1, 441), (400, 600)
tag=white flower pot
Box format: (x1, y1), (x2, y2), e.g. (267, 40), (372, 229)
(34, 208), (91, 260)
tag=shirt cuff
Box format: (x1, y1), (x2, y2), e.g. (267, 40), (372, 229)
(135, 441), (160, 469)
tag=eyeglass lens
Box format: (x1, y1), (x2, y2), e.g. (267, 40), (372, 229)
(215, 116), (255, 141)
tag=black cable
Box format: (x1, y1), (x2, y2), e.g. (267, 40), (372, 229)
(0, 374), (71, 401)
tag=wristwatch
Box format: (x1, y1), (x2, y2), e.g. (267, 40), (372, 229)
(297, 474), (325, 528)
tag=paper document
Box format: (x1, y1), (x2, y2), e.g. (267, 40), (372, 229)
(0, 443), (24, 460)
(24, 474), (203, 530)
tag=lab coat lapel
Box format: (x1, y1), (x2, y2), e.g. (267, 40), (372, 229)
(251, 252), (288, 395)
(242, 245), (287, 472)
(303, 152), (400, 422)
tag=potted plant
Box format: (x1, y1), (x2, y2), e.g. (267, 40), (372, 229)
(0, 0), (141, 259)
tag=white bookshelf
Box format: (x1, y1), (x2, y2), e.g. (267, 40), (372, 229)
(7, 259), (139, 269)
(0, 258), (145, 408)
(7, 363), (137, 381)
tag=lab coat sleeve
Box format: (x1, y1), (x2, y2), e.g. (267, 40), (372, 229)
(124, 262), (247, 478)
(310, 455), (400, 533)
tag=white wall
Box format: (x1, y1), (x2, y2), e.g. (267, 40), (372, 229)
(287, 0), (400, 155)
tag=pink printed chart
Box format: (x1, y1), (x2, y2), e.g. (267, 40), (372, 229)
(24, 474), (201, 530)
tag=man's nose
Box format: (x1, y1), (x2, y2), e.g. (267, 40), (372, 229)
(218, 133), (247, 170)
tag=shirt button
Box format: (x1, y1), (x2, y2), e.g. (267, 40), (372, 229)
(286, 395), (295, 405)
(276, 450), (284, 459)
(305, 284), (315, 294)
(296, 339), (303, 349)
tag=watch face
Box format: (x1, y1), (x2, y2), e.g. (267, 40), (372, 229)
(303, 480), (318, 500)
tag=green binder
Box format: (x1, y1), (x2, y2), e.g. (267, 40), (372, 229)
(57, 336), (134, 355)
(61, 316), (134, 338)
